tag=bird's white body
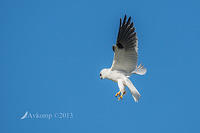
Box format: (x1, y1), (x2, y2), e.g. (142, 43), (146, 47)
(100, 69), (125, 82)
(100, 68), (141, 102)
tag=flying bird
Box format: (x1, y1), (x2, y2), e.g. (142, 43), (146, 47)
(100, 15), (147, 102)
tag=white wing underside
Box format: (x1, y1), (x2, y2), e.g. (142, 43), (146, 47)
(110, 15), (146, 78)
(110, 15), (140, 76)
(111, 42), (138, 76)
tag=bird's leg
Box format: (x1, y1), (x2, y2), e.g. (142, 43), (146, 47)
(117, 79), (126, 101)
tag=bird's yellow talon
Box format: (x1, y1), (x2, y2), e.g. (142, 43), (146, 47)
(118, 97), (120, 100)
(115, 91), (121, 97)
(118, 95), (123, 101)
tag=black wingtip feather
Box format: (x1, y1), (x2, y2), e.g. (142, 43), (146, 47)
(127, 17), (131, 25)
(116, 15), (137, 49)
(122, 15), (127, 25)
(130, 22), (133, 28)
(119, 18), (122, 28)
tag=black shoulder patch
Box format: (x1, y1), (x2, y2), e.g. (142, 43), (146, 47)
(112, 46), (115, 52)
(116, 43), (123, 49)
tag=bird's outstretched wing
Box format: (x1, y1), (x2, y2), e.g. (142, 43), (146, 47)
(111, 15), (138, 75)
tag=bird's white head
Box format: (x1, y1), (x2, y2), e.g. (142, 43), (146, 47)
(100, 68), (110, 79)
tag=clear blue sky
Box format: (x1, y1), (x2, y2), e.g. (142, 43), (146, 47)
(1, 0), (200, 132)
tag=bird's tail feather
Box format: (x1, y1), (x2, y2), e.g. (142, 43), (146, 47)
(131, 90), (141, 102)
(132, 64), (147, 75)
(125, 78), (141, 102)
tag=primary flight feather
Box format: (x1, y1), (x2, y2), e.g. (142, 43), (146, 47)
(100, 15), (147, 102)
